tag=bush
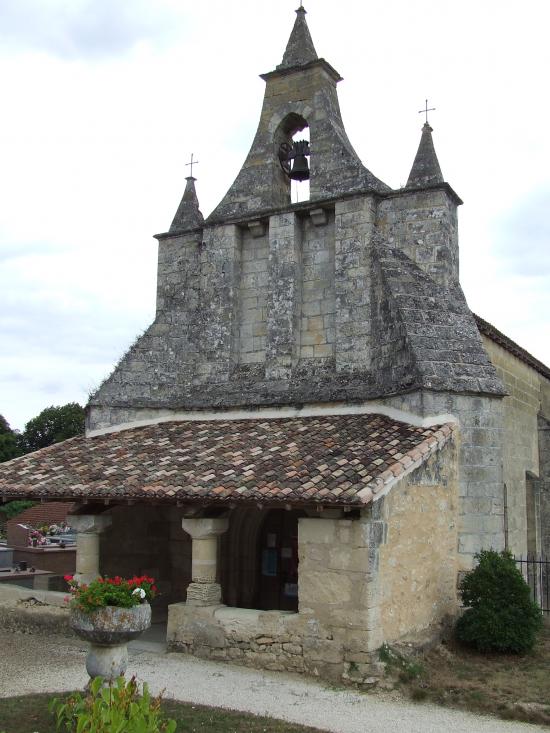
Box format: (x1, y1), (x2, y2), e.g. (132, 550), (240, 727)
(0, 499), (36, 519)
(49, 676), (176, 733)
(456, 549), (543, 653)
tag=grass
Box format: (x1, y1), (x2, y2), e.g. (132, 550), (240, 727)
(0, 694), (327, 733)
(391, 624), (550, 725)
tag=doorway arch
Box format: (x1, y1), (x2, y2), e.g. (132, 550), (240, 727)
(220, 507), (306, 611)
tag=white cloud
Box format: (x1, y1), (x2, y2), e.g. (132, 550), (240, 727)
(0, 0), (185, 58)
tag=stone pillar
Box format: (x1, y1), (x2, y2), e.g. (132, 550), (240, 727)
(182, 517), (229, 606)
(266, 212), (301, 380)
(70, 514), (112, 585)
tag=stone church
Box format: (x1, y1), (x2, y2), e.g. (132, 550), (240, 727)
(1, 7), (549, 684)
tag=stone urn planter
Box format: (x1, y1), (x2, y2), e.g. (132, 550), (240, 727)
(70, 603), (151, 681)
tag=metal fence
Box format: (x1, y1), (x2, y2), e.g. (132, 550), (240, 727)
(515, 555), (550, 614)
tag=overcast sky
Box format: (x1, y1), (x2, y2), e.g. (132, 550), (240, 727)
(1, 0), (549, 431)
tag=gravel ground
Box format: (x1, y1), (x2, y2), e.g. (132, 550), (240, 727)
(0, 630), (545, 733)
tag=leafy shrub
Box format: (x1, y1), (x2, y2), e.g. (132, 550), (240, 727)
(456, 549), (543, 653)
(0, 499), (36, 519)
(65, 575), (157, 613)
(49, 675), (176, 733)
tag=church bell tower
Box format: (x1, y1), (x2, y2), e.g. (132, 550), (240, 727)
(89, 5), (502, 430)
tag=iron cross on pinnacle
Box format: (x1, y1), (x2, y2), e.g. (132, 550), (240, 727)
(186, 153), (199, 177)
(419, 99), (436, 124)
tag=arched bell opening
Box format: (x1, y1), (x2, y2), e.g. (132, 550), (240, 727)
(275, 113), (311, 205)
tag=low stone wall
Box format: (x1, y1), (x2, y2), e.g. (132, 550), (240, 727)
(167, 604), (383, 686)
(0, 584), (70, 635)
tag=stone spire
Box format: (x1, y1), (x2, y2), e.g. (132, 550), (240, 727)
(169, 176), (204, 232)
(277, 5), (318, 70)
(406, 123), (444, 188)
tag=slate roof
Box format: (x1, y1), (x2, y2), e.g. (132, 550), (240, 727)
(0, 414), (455, 507)
(406, 123), (444, 188)
(277, 5), (318, 70)
(169, 176), (204, 234)
(375, 244), (506, 396)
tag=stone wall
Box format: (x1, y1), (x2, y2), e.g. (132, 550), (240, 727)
(168, 515), (381, 686)
(381, 391), (505, 568)
(481, 336), (549, 555)
(238, 228), (269, 365)
(299, 211), (335, 361)
(539, 417), (550, 557)
(378, 187), (459, 290)
(88, 187), (500, 432)
(377, 449), (458, 642)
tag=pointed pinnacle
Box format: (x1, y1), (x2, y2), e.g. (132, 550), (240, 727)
(277, 5), (318, 70)
(406, 122), (444, 188)
(169, 176), (204, 232)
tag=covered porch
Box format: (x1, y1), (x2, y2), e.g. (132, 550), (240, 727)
(0, 411), (458, 684)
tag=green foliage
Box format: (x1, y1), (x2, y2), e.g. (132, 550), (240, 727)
(66, 575), (157, 613)
(456, 549), (543, 654)
(22, 402), (85, 452)
(49, 676), (176, 733)
(0, 414), (22, 462)
(0, 499), (36, 519)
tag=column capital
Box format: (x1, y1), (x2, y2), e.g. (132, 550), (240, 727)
(181, 517), (229, 540)
(70, 514), (112, 534)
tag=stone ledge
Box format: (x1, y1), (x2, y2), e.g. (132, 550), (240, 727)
(0, 599), (70, 636)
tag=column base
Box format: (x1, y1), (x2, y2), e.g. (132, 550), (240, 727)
(186, 582), (222, 606)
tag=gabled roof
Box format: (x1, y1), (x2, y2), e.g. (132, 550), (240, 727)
(0, 414), (455, 508)
(474, 314), (550, 381)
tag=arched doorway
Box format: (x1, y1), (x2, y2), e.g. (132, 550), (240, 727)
(220, 507), (305, 612)
(257, 508), (304, 611)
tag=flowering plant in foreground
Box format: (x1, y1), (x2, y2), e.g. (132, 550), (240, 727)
(64, 575), (157, 613)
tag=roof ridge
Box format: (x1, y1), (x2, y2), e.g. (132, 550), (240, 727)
(474, 313), (550, 380)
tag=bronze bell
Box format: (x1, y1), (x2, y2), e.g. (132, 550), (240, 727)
(289, 140), (310, 182)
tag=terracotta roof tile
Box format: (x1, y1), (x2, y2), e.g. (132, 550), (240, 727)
(0, 414), (455, 507)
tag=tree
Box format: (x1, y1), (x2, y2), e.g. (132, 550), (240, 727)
(456, 549), (543, 653)
(0, 414), (22, 463)
(21, 403), (85, 452)
(0, 499), (35, 520)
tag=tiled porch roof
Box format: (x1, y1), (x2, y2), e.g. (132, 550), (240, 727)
(0, 414), (455, 507)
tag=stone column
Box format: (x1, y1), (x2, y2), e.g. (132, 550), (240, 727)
(182, 517), (229, 606)
(266, 212), (301, 381)
(70, 514), (112, 585)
